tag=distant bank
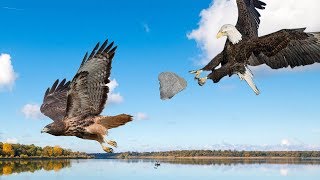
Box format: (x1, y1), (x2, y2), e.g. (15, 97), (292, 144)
(90, 150), (320, 160)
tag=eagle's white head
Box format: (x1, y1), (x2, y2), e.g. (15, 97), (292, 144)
(216, 24), (242, 44)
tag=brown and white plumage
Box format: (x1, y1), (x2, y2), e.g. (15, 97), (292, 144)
(40, 79), (70, 121)
(190, 0), (320, 95)
(66, 40), (116, 118)
(40, 39), (132, 153)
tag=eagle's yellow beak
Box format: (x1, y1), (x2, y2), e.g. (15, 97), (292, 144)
(216, 31), (225, 39)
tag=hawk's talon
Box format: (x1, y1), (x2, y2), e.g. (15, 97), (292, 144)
(102, 146), (114, 153)
(108, 140), (118, 148)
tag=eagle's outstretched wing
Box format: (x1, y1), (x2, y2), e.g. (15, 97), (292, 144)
(201, 52), (224, 71)
(247, 29), (320, 69)
(40, 79), (70, 121)
(65, 39), (117, 119)
(235, 0), (266, 40)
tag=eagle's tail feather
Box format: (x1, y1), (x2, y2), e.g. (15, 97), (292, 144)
(237, 67), (260, 95)
(98, 114), (133, 129)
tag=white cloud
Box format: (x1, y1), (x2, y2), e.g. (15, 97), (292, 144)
(5, 138), (18, 144)
(281, 139), (291, 146)
(188, 0), (320, 66)
(107, 79), (124, 104)
(107, 78), (119, 92)
(0, 53), (18, 90)
(135, 112), (149, 120)
(198, 140), (320, 151)
(21, 104), (45, 120)
(119, 141), (320, 152)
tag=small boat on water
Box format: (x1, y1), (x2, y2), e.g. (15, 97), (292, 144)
(154, 161), (161, 168)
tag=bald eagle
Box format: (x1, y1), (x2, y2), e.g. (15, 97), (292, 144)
(40, 39), (132, 153)
(190, 0), (320, 95)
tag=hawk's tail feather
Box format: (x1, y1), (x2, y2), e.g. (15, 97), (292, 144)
(98, 114), (133, 129)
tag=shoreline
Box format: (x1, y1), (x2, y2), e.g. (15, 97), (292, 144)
(2, 156), (319, 161)
(0, 156), (93, 160)
(118, 156), (320, 160)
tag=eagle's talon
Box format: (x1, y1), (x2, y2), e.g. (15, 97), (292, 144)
(189, 70), (203, 79)
(198, 77), (207, 86)
(108, 140), (118, 148)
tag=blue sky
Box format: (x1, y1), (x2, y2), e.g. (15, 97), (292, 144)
(0, 0), (319, 153)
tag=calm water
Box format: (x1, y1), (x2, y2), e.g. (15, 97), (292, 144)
(1, 159), (320, 180)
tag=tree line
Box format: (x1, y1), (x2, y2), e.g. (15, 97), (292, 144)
(0, 142), (91, 158)
(115, 150), (320, 159)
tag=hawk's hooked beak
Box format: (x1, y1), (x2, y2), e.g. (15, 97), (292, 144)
(216, 31), (225, 39)
(41, 127), (49, 134)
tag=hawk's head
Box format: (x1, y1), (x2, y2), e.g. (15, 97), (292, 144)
(41, 121), (66, 136)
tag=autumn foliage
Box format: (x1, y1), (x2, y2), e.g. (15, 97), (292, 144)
(2, 143), (14, 157)
(53, 146), (63, 156)
(0, 142), (90, 158)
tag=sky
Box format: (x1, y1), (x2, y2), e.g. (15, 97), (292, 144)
(0, 0), (320, 153)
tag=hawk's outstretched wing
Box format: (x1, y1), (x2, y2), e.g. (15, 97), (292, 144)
(40, 79), (70, 121)
(65, 39), (116, 119)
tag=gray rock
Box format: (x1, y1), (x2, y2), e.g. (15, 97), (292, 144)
(158, 72), (187, 100)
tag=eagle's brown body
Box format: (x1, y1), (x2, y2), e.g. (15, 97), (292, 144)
(40, 39), (132, 153)
(207, 28), (320, 83)
(191, 0), (320, 94)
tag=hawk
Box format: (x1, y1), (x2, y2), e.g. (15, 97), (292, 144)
(40, 39), (132, 153)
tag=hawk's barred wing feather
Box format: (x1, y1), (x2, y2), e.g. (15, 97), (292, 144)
(41, 79), (70, 121)
(65, 39), (116, 119)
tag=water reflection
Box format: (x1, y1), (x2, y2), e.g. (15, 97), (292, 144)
(0, 158), (320, 179)
(119, 158), (320, 166)
(0, 159), (71, 176)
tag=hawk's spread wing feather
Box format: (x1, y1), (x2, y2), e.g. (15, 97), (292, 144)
(247, 29), (320, 69)
(40, 79), (70, 121)
(236, 0), (266, 39)
(65, 39), (116, 119)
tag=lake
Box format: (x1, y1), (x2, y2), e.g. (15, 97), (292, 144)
(1, 159), (320, 179)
